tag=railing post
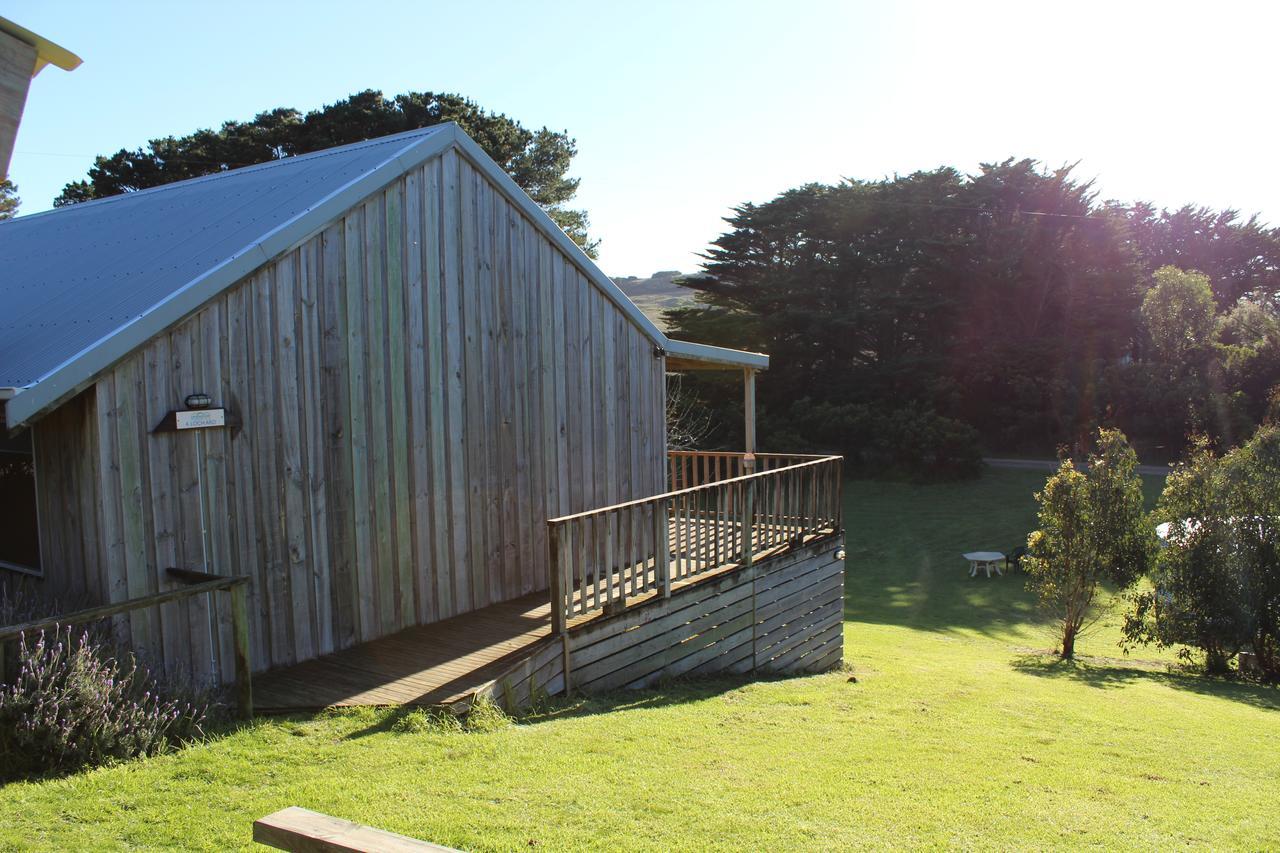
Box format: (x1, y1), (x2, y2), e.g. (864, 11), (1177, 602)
(549, 522), (567, 635)
(656, 497), (672, 597)
(743, 368), (757, 474)
(229, 581), (253, 719)
(742, 480), (755, 568)
(835, 457), (844, 531)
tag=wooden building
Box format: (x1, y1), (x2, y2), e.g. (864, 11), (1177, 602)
(0, 124), (843, 709)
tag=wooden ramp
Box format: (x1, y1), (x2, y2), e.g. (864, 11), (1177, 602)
(253, 592), (556, 711)
(253, 523), (843, 714)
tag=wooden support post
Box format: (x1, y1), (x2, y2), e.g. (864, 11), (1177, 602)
(561, 632), (573, 697)
(743, 368), (757, 474)
(229, 581), (253, 719)
(743, 481), (755, 568)
(656, 497), (671, 598)
(549, 522), (567, 635)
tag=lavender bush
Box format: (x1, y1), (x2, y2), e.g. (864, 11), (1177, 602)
(0, 626), (207, 781)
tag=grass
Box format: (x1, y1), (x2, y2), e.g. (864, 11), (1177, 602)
(2, 468), (1278, 850)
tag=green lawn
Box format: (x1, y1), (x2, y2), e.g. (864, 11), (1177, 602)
(3, 469), (1278, 850)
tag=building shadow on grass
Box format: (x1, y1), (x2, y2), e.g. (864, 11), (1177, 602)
(331, 672), (790, 740)
(1010, 653), (1280, 712)
(520, 672), (792, 726)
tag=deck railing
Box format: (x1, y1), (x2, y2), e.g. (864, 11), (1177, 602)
(548, 453), (842, 632)
(0, 568), (254, 717)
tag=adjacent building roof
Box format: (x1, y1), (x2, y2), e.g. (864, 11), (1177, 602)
(0, 16), (82, 75)
(0, 123), (765, 427)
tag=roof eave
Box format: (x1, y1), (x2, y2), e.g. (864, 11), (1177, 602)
(664, 339), (769, 371)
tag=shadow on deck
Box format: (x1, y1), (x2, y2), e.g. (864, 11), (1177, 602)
(254, 592), (556, 711)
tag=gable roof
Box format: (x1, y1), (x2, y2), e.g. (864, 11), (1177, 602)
(0, 123), (765, 428)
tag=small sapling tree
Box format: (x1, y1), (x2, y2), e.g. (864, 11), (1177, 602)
(1025, 428), (1157, 659)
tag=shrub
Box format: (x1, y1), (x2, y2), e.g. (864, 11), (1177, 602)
(0, 626), (207, 781)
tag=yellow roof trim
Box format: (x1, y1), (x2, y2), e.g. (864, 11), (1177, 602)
(0, 17), (81, 75)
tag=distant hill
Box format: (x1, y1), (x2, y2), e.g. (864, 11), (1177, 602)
(612, 271), (697, 329)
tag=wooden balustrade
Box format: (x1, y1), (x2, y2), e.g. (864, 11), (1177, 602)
(549, 454), (842, 632)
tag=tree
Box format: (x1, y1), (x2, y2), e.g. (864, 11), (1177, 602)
(665, 373), (713, 451)
(1024, 428), (1156, 659)
(666, 159), (1143, 465)
(1140, 266), (1217, 366)
(52, 90), (597, 256)
(1219, 425), (1280, 679)
(1123, 203), (1280, 309)
(667, 155), (1280, 464)
(1124, 427), (1280, 679)
(1122, 438), (1247, 673)
(0, 179), (17, 220)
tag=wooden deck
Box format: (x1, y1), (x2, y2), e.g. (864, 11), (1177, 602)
(254, 592), (557, 711)
(253, 518), (831, 712)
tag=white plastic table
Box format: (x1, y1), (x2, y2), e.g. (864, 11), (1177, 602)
(963, 551), (1005, 578)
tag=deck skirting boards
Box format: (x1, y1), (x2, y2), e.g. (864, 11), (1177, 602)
(476, 533), (845, 710)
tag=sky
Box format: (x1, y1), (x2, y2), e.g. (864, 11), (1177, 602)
(6, 1), (1279, 277)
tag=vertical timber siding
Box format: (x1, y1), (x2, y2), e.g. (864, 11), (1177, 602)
(31, 150), (666, 685)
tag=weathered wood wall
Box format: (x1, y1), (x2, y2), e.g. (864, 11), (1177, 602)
(566, 534), (844, 693)
(32, 148), (666, 686)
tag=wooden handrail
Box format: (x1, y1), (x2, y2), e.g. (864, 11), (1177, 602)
(0, 568), (254, 718)
(667, 450), (831, 460)
(551, 454), (841, 525)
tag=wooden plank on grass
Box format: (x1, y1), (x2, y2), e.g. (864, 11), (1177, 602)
(253, 806), (458, 852)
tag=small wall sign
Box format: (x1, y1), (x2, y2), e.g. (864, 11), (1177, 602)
(175, 408), (227, 430)
(152, 407), (239, 434)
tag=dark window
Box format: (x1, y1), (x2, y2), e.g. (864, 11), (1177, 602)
(0, 426), (40, 572)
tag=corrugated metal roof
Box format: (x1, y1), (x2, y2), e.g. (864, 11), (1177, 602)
(0, 122), (767, 427)
(0, 124), (448, 389)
